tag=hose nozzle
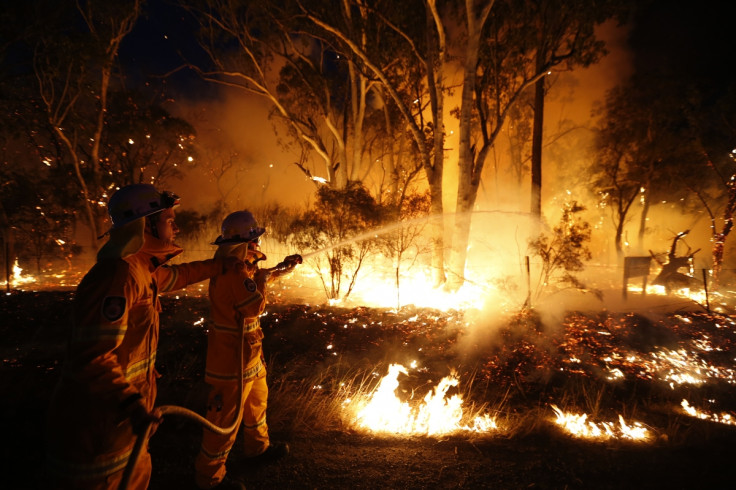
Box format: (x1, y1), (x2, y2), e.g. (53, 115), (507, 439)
(275, 254), (302, 271)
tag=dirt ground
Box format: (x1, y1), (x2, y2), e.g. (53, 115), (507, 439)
(2, 290), (736, 489)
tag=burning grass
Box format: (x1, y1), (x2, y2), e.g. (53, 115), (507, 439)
(4, 290), (736, 488)
(254, 301), (736, 446)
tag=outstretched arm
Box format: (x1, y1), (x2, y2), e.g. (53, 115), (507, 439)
(157, 256), (242, 292)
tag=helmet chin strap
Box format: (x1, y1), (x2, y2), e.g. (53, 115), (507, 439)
(145, 215), (160, 239)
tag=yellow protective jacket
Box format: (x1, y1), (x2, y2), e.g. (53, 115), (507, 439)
(204, 258), (267, 385)
(46, 239), (222, 483)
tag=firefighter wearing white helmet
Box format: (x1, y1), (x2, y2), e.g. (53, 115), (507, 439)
(107, 183), (181, 230)
(46, 184), (240, 490)
(213, 210), (265, 245)
(195, 211), (301, 489)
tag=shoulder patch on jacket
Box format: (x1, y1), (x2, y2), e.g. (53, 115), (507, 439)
(101, 296), (126, 322)
(244, 278), (257, 292)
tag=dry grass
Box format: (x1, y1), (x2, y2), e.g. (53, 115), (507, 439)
(264, 350), (736, 449)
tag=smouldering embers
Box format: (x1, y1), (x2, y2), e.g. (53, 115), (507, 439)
(342, 363), (498, 436)
(1, 258), (85, 289)
(560, 313), (736, 388)
(596, 346), (736, 387)
(550, 405), (651, 441)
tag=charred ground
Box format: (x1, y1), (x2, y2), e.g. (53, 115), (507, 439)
(2, 290), (736, 489)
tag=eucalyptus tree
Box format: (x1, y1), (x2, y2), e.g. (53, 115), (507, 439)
(525, 0), (626, 220)
(103, 91), (197, 188)
(185, 0), (392, 190)
(626, 0), (736, 287)
(589, 85), (645, 259)
(448, 0), (626, 289)
(676, 85), (736, 287)
(301, 0), (451, 286)
(590, 70), (721, 263)
(31, 0), (143, 248)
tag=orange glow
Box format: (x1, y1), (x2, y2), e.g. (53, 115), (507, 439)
(550, 405), (650, 441)
(681, 399), (736, 426)
(1, 259), (36, 288)
(344, 363), (498, 436)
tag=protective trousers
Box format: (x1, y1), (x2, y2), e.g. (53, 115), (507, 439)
(194, 369), (270, 489)
(47, 449), (151, 490)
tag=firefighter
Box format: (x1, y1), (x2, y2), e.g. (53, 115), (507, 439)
(46, 184), (240, 490)
(194, 211), (301, 489)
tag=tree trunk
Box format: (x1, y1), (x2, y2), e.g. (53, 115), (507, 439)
(424, 5), (447, 288)
(347, 5), (368, 185)
(712, 237), (725, 287)
(615, 218), (625, 259)
(446, 0), (491, 291)
(449, 190), (476, 289)
(637, 188), (650, 252)
(530, 65), (545, 220)
(637, 162), (654, 251)
(55, 127), (99, 249)
(376, 88), (400, 202)
(428, 162), (445, 288)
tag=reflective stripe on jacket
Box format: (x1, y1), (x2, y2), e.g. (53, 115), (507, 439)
(205, 265), (266, 385)
(46, 239), (221, 482)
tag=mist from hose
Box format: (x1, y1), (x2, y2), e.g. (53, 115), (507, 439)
(299, 210), (538, 261)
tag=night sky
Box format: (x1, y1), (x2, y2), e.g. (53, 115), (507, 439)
(118, 0), (214, 99)
(115, 0), (736, 102)
(629, 0), (736, 94)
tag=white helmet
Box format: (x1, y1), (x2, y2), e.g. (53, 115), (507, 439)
(213, 211), (266, 245)
(107, 184), (180, 229)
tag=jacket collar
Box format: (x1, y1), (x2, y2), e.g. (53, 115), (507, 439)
(127, 233), (183, 272)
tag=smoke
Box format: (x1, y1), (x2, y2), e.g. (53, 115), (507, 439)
(165, 93), (314, 214)
(160, 16), (725, 325)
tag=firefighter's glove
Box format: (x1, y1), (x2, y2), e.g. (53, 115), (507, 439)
(284, 254), (303, 267)
(120, 394), (161, 436)
(275, 254), (302, 273)
(128, 400), (162, 437)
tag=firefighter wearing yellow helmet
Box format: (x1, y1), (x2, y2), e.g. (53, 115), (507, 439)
(194, 210), (301, 489)
(46, 184), (240, 489)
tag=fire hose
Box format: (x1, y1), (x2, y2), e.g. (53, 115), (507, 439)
(118, 325), (246, 490)
(118, 256), (302, 490)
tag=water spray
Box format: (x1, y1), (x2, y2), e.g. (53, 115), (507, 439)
(299, 210), (537, 260)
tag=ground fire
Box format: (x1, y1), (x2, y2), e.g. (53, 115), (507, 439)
(3, 207), (736, 487)
(343, 363), (498, 436)
(4, 256), (736, 488)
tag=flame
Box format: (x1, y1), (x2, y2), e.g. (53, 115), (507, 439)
(356, 272), (489, 311)
(1, 259), (37, 288)
(346, 363), (497, 436)
(681, 399), (736, 426)
(316, 263), (493, 311)
(626, 284), (709, 303)
(550, 405), (650, 441)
